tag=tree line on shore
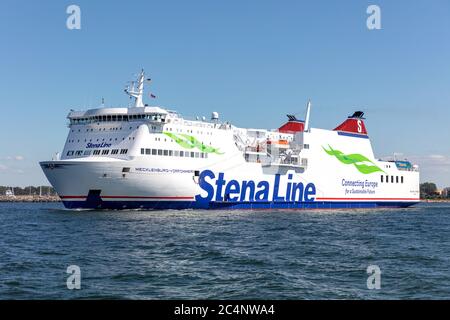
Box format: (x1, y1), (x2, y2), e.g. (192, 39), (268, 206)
(420, 182), (450, 199)
(0, 186), (56, 196)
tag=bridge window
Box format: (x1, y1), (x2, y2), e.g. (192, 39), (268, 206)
(102, 150), (110, 155)
(93, 150), (101, 155)
(120, 149), (128, 154)
(111, 149), (119, 155)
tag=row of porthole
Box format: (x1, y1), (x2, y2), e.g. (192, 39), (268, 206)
(68, 137), (135, 143)
(71, 126), (140, 133)
(66, 149), (129, 157)
(140, 148), (209, 159)
(381, 175), (404, 184)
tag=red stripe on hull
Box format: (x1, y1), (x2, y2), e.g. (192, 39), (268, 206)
(60, 195), (194, 200)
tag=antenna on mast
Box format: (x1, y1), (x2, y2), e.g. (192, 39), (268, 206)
(124, 69), (146, 108)
(304, 100), (312, 131)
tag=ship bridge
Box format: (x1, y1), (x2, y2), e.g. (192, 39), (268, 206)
(68, 106), (169, 125)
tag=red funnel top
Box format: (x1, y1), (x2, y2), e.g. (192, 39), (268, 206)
(278, 115), (305, 133)
(333, 111), (368, 135)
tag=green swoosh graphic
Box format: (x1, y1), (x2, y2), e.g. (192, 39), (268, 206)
(163, 132), (224, 155)
(322, 145), (384, 174)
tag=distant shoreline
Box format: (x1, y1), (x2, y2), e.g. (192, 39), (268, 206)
(421, 199), (450, 203)
(0, 195), (60, 202)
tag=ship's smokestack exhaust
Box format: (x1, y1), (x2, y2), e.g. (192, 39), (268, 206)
(333, 111), (368, 136)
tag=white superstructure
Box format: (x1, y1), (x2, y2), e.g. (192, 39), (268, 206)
(40, 70), (420, 210)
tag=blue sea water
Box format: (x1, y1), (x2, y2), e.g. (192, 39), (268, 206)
(0, 202), (449, 299)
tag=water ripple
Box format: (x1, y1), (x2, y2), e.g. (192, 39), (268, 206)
(0, 202), (449, 299)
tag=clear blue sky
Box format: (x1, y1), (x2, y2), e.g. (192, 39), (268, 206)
(0, 0), (449, 187)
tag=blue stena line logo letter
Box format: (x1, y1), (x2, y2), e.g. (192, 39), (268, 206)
(86, 142), (112, 149)
(195, 170), (316, 203)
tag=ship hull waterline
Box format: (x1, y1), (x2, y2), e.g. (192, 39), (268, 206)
(40, 160), (420, 211)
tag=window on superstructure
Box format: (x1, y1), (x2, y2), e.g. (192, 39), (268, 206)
(146, 148), (151, 155)
(401, 176), (404, 183)
(386, 175), (389, 183)
(157, 149), (162, 156)
(180, 151), (184, 157)
(84, 150), (91, 156)
(102, 150), (110, 155)
(151, 149), (156, 155)
(141, 148), (144, 155)
(191, 152), (195, 158)
(120, 149), (128, 154)
(163, 150), (168, 156)
(174, 150), (179, 157)
(75, 150), (83, 156)
(396, 176), (399, 183)
(381, 175), (384, 183)
(169, 150), (173, 156)
(391, 176), (394, 183)
(111, 149), (119, 155)
(195, 152), (199, 158)
(66, 151), (74, 156)
(93, 150), (101, 155)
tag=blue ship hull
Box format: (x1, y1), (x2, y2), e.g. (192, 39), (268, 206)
(62, 200), (419, 210)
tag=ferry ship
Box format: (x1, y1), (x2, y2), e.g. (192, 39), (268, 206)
(40, 70), (420, 210)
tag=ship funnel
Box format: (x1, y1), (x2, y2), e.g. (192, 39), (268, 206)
(333, 111), (368, 136)
(278, 114), (304, 133)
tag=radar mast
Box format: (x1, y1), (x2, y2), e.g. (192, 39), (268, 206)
(124, 69), (147, 108)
